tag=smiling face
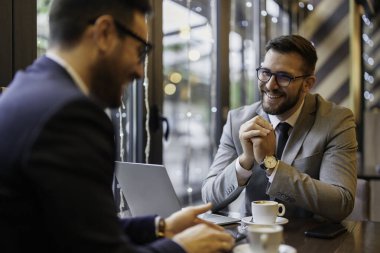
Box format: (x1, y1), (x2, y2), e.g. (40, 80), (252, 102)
(259, 49), (315, 120)
(89, 12), (148, 108)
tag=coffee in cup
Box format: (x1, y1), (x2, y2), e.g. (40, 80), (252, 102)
(247, 224), (283, 253)
(251, 200), (285, 224)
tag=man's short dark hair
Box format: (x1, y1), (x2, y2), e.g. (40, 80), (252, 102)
(265, 34), (318, 74)
(48, 0), (152, 47)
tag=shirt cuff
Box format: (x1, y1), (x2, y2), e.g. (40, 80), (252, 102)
(235, 159), (253, 185)
(267, 162), (279, 183)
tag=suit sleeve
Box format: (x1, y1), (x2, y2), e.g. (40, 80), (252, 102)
(201, 110), (246, 211)
(24, 100), (185, 253)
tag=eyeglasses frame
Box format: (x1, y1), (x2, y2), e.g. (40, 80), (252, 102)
(89, 17), (153, 64)
(256, 67), (312, 87)
(113, 19), (153, 63)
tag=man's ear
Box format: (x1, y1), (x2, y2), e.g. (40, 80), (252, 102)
(303, 75), (316, 92)
(91, 15), (117, 54)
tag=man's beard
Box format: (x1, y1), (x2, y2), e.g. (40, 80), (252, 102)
(261, 85), (303, 115)
(89, 58), (124, 109)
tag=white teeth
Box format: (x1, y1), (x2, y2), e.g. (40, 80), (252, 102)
(266, 93), (281, 99)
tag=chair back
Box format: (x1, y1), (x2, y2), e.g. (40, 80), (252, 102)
(346, 178), (369, 221)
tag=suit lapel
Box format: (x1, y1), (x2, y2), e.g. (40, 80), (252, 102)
(282, 94), (317, 165)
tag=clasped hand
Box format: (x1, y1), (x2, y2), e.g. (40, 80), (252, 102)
(238, 115), (276, 167)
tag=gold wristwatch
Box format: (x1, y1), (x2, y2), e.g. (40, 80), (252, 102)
(156, 217), (166, 238)
(260, 155), (278, 170)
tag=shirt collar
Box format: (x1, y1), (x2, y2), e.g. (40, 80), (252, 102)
(268, 98), (305, 129)
(46, 51), (89, 95)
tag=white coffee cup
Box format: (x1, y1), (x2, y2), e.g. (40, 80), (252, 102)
(247, 224), (283, 253)
(251, 200), (286, 224)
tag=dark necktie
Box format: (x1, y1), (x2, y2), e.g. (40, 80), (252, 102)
(276, 122), (291, 159)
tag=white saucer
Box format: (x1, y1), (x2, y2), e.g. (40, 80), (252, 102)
(233, 243), (297, 253)
(241, 216), (289, 225)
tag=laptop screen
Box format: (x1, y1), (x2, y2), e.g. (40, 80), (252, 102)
(115, 161), (241, 225)
(115, 162), (182, 218)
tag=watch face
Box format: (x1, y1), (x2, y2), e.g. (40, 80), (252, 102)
(264, 156), (277, 168)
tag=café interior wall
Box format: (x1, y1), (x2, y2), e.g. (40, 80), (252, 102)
(296, 3), (380, 177)
(298, 0), (359, 115)
(298, 0), (365, 168)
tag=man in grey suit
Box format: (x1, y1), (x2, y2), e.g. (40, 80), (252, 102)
(202, 35), (357, 222)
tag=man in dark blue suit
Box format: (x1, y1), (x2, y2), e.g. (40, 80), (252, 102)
(0, 0), (234, 252)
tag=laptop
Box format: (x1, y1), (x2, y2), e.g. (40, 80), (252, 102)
(115, 161), (240, 225)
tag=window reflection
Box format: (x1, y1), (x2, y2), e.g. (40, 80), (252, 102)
(37, 0), (51, 56)
(362, 13), (380, 175)
(162, 0), (215, 205)
(362, 14), (378, 110)
(230, 0), (256, 108)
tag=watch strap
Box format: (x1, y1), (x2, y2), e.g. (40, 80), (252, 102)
(155, 216), (166, 238)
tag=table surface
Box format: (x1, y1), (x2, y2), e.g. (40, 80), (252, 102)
(226, 218), (380, 253)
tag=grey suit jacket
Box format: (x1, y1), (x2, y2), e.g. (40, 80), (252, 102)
(202, 93), (357, 221)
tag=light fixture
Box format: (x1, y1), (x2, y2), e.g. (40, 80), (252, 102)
(241, 20), (249, 27)
(179, 25), (191, 40)
(307, 4), (314, 11)
(164, 83), (177, 95)
(169, 72), (183, 83)
(188, 49), (201, 61)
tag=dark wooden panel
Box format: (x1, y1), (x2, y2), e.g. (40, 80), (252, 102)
(0, 0), (13, 86)
(214, 0), (231, 147)
(13, 0), (37, 74)
(147, 0), (164, 164)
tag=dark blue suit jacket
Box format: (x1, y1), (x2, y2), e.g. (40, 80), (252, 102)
(0, 56), (184, 253)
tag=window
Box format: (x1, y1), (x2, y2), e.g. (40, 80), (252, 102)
(162, 0), (217, 204)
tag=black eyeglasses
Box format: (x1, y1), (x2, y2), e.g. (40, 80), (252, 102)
(88, 17), (153, 64)
(113, 19), (153, 63)
(256, 67), (311, 87)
